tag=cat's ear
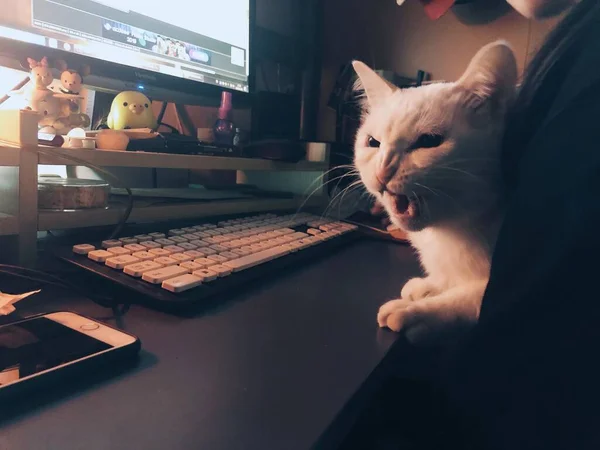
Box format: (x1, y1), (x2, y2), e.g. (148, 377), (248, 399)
(352, 61), (396, 108)
(457, 40), (517, 113)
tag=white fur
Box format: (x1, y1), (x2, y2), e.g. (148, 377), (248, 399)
(353, 41), (517, 344)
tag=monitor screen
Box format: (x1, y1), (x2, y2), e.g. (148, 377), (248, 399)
(0, 0), (250, 93)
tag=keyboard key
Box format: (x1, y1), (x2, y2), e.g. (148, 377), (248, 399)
(149, 248), (173, 257)
(73, 244), (95, 255)
(163, 245), (185, 254)
(169, 236), (189, 244)
(149, 232), (166, 239)
(88, 250), (113, 262)
(102, 240), (122, 249)
(189, 240), (209, 247)
(183, 250), (205, 259)
(162, 274), (203, 293)
(178, 242), (198, 251)
(220, 251), (239, 260)
(141, 241), (162, 250)
(209, 264), (232, 277)
(201, 247), (217, 256)
(297, 238), (314, 248)
(153, 256), (179, 267)
(106, 255), (140, 269)
(223, 245), (290, 272)
(170, 253), (193, 263)
(194, 231), (211, 238)
(107, 247), (132, 256)
(168, 229), (185, 236)
(307, 228), (322, 235)
(124, 243), (147, 253)
(203, 237), (219, 245)
(232, 248), (252, 257)
(193, 258), (218, 267)
(208, 254), (229, 263)
(142, 265), (189, 284)
(134, 234), (153, 242)
(281, 243), (299, 253)
(182, 227), (198, 233)
(210, 244), (229, 253)
(154, 238), (176, 247)
(124, 261), (164, 277)
(132, 251), (155, 261)
(182, 233), (200, 241)
(192, 269), (218, 282)
(119, 237), (139, 245)
(180, 261), (207, 272)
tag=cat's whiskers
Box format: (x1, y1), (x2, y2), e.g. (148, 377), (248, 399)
(322, 180), (364, 219)
(292, 172), (360, 220)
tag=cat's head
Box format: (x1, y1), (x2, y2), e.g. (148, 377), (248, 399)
(353, 41), (517, 232)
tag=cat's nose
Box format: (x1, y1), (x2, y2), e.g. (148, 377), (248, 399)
(376, 156), (399, 190)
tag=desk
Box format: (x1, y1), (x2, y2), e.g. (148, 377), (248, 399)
(0, 241), (422, 450)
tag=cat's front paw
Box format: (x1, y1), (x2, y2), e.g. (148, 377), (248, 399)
(400, 277), (438, 301)
(380, 295), (480, 344)
(377, 298), (412, 328)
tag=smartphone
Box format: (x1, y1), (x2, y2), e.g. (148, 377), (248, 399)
(0, 311), (140, 400)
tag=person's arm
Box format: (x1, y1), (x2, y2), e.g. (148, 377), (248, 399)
(448, 88), (600, 450)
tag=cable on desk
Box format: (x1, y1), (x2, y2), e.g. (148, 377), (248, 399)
(37, 148), (134, 240)
(0, 264), (131, 316)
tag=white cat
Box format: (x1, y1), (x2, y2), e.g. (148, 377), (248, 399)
(352, 41), (517, 344)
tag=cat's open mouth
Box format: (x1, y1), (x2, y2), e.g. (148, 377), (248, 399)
(385, 192), (419, 219)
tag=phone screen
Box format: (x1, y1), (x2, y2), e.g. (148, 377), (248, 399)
(0, 317), (112, 387)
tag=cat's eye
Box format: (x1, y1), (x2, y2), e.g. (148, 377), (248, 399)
(123, 102), (128, 107)
(367, 136), (380, 148)
(411, 134), (444, 150)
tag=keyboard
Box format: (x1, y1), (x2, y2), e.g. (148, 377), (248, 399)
(57, 212), (359, 311)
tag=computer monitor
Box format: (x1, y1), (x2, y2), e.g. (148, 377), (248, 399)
(0, 0), (252, 103)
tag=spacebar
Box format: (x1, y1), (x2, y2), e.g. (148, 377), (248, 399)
(223, 246), (290, 272)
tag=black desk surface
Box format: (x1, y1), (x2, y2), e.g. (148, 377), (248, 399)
(0, 241), (422, 450)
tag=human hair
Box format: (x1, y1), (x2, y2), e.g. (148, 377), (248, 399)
(501, 0), (600, 190)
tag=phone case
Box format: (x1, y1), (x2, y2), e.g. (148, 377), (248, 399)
(0, 311), (141, 402)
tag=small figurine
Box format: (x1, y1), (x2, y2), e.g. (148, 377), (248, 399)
(10, 57), (54, 105)
(55, 60), (91, 95)
(27, 57), (54, 90)
(107, 91), (157, 130)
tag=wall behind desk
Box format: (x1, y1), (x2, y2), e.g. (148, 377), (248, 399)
(318, 0), (562, 142)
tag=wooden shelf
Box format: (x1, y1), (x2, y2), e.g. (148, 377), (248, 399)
(0, 213), (18, 236)
(38, 196), (325, 231)
(32, 146), (328, 172)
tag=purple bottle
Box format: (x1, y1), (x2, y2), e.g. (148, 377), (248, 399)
(213, 91), (235, 146)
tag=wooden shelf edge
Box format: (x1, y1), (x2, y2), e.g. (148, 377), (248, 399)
(38, 197), (326, 230)
(30, 146), (329, 172)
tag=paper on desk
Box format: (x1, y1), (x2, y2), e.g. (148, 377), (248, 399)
(0, 289), (41, 315)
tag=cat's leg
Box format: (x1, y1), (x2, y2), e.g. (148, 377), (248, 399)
(377, 277), (441, 327)
(380, 279), (488, 344)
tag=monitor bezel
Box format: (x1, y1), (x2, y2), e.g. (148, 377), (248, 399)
(0, 0), (255, 106)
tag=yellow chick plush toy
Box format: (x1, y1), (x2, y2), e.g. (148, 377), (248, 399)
(107, 91), (157, 130)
